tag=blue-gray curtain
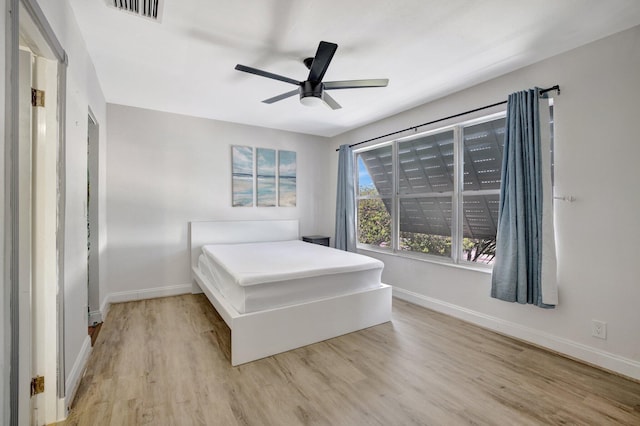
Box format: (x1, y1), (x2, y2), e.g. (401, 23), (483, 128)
(491, 88), (555, 308)
(335, 144), (356, 251)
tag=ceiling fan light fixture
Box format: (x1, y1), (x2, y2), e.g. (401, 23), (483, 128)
(300, 94), (324, 107)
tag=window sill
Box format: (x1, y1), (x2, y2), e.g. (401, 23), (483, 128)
(357, 245), (493, 275)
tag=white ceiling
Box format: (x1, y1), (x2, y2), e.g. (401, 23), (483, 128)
(68, 0), (640, 137)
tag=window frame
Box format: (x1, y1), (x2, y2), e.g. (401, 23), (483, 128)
(355, 111), (507, 268)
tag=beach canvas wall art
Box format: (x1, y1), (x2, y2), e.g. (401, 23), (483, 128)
(257, 148), (277, 207)
(232, 145), (254, 207)
(278, 150), (297, 207)
(232, 145), (296, 208)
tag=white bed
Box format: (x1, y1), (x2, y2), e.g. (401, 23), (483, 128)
(189, 219), (392, 366)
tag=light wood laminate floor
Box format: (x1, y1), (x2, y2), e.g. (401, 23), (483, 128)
(62, 294), (640, 425)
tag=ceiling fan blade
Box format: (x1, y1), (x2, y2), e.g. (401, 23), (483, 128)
(323, 92), (342, 110)
(324, 79), (389, 90)
(307, 41), (338, 83)
(262, 89), (300, 104)
(235, 64), (300, 86)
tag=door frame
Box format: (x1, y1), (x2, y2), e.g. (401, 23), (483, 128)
(87, 109), (100, 326)
(6, 0), (67, 423)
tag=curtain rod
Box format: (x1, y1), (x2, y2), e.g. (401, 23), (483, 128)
(336, 85), (560, 151)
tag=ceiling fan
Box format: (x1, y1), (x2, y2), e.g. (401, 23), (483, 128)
(234, 41), (389, 110)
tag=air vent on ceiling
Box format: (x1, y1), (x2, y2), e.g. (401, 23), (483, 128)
(107, 0), (163, 22)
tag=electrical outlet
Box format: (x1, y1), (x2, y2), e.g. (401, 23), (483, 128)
(592, 320), (607, 339)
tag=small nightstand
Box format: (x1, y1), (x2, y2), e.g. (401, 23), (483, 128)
(302, 235), (330, 247)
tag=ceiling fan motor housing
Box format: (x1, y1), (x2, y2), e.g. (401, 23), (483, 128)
(300, 81), (324, 100)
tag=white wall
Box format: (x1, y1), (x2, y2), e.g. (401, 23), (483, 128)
(105, 104), (330, 298)
(34, 0), (108, 402)
(328, 26), (640, 380)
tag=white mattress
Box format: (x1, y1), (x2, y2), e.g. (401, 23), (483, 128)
(197, 240), (384, 314)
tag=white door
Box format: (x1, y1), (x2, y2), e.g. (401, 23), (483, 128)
(18, 47), (61, 426)
(31, 53), (61, 424)
(17, 47), (36, 426)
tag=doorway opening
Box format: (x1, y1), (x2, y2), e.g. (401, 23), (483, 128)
(87, 111), (102, 329)
(87, 112), (100, 341)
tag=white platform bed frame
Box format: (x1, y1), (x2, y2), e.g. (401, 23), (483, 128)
(189, 219), (392, 366)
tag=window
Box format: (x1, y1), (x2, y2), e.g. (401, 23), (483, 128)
(356, 113), (507, 266)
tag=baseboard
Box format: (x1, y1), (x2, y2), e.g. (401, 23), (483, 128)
(88, 310), (102, 325)
(98, 283), (193, 324)
(100, 296), (110, 321)
(392, 287), (640, 381)
(56, 397), (67, 422)
(65, 335), (92, 413)
(106, 283), (193, 305)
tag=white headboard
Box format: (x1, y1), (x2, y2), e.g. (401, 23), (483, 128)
(189, 219), (299, 269)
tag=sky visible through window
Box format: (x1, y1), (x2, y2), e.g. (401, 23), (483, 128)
(358, 157), (373, 189)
